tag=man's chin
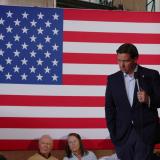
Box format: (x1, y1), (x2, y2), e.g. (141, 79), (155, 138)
(41, 151), (49, 155)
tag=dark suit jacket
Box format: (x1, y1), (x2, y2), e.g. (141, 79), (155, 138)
(105, 65), (160, 146)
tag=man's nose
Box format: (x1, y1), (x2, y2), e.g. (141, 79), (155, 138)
(120, 61), (125, 67)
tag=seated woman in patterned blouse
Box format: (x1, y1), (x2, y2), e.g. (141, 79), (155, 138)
(63, 133), (97, 160)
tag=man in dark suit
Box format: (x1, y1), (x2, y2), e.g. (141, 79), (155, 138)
(105, 43), (160, 160)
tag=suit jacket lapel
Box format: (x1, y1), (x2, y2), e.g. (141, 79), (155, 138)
(119, 71), (131, 107)
(132, 82), (138, 108)
(132, 65), (142, 108)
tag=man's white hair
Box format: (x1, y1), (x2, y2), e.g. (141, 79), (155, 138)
(39, 134), (53, 143)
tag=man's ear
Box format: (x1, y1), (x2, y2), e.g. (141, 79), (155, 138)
(133, 57), (138, 63)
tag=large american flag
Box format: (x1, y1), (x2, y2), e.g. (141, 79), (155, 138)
(0, 5), (160, 150)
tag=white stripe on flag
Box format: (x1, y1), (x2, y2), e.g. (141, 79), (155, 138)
(1, 105), (159, 118)
(0, 128), (110, 139)
(0, 84), (105, 96)
(64, 64), (160, 75)
(63, 42), (160, 55)
(64, 20), (160, 34)
(63, 64), (119, 75)
(0, 106), (105, 118)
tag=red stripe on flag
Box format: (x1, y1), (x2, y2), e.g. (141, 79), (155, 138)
(0, 95), (105, 107)
(64, 32), (160, 44)
(64, 9), (160, 22)
(0, 117), (106, 128)
(138, 55), (160, 64)
(63, 53), (117, 64)
(64, 53), (160, 65)
(0, 139), (114, 150)
(0, 140), (159, 150)
(63, 74), (107, 85)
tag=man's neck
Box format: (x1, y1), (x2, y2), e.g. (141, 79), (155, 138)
(39, 151), (51, 159)
(73, 150), (81, 157)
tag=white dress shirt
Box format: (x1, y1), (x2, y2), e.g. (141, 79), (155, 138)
(124, 73), (135, 106)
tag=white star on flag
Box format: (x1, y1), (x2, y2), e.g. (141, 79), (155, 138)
(0, 49), (4, 56)
(5, 72), (12, 79)
(45, 36), (51, 43)
(0, 18), (5, 25)
(21, 42), (28, 49)
(53, 28), (59, 35)
(45, 21), (51, 27)
(37, 43), (43, 50)
(30, 35), (37, 42)
(14, 19), (21, 26)
(14, 50), (20, 57)
(37, 27), (43, 34)
(30, 66), (36, 73)
(37, 12), (44, 19)
(44, 51), (51, 58)
(30, 50), (36, 57)
(6, 26), (13, 33)
(44, 66), (51, 73)
(21, 58), (28, 65)
(53, 13), (59, 20)
(52, 43), (59, 51)
(13, 65), (20, 72)
(21, 73), (28, 80)
(6, 10), (13, 18)
(37, 74), (43, 80)
(22, 27), (29, 34)
(22, 12), (29, 18)
(6, 42), (13, 49)
(37, 59), (43, 65)
(52, 74), (58, 81)
(30, 20), (37, 27)
(52, 59), (58, 66)
(0, 34), (4, 40)
(0, 65), (4, 72)
(14, 34), (20, 41)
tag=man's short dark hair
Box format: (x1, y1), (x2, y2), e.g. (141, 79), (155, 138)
(116, 43), (139, 59)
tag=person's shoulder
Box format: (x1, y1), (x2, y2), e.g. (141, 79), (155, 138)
(87, 150), (95, 154)
(62, 157), (69, 160)
(108, 71), (122, 82)
(50, 156), (59, 160)
(139, 66), (159, 79)
(109, 70), (121, 77)
(139, 65), (159, 74)
(87, 151), (97, 159)
(27, 153), (39, 160)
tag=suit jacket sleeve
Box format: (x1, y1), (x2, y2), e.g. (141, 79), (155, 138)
(149, 70), (160, 109)
(105, 76), (117, 144)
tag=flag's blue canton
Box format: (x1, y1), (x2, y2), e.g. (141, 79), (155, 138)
(0, 6), (63, 84)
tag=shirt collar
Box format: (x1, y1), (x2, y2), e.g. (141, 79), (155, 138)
(123, 65), (138, 77)
(38, 151), (51, 159)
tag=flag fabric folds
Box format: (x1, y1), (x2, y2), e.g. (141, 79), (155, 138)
(0, 5), (160, 150)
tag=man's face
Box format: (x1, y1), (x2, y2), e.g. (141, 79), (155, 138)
(39, 137), (52, 156)
(117, 53), (137, 74)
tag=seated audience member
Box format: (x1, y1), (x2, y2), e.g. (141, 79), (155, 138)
(63, 133), (97, 160)
(0, 155), (7, 160)
(28, 134), (58, 160)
